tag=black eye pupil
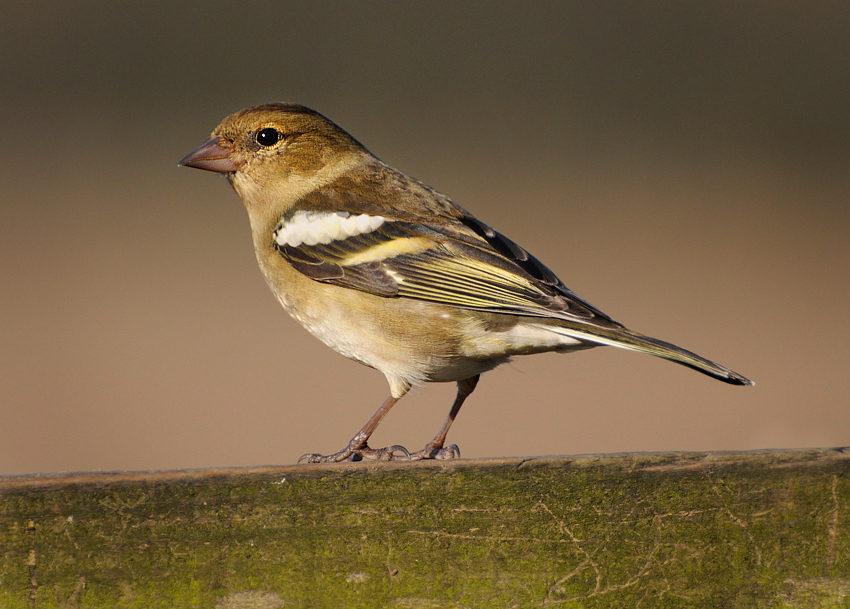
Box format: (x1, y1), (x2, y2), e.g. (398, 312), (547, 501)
(256, 128), (281, 147)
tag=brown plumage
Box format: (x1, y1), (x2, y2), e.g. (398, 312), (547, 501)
(180, 103), (752, 463)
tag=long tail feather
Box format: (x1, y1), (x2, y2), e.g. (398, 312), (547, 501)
(546, 323), (754, 386)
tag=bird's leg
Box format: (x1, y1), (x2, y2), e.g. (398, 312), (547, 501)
(298, 394), (410, 463)
(409, 375), (480, 461)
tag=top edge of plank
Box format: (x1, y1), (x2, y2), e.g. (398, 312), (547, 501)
(2, 447), (848, 491)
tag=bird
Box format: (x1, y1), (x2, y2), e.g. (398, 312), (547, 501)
(179, 103), (753, 463)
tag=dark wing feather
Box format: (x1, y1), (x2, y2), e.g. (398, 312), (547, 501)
(274, 212), (623, 329)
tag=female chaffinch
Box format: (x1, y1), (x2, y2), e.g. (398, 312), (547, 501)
(180, 103), (752, 463)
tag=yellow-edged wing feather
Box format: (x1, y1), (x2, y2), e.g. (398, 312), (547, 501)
(275, 216), (617, 326)
(273, 210), (752, 386)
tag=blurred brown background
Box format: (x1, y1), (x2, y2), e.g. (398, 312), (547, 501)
(1, 2), (848, 474)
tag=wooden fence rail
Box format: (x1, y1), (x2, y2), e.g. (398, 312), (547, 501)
(1, 449), (848, 608)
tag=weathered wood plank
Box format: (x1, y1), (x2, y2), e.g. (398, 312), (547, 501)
(1, 449), (848, 608)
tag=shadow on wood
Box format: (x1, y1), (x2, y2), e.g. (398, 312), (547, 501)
(1, 449), (849, 608)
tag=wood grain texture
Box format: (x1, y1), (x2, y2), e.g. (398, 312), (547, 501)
(1, 449), (849, 608)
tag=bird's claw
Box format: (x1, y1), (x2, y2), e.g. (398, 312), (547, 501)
(379, 444), (412, 460)
(438, 444), (461, 460)
(408, 443), (461, 461)
(298, 443), (411, 464)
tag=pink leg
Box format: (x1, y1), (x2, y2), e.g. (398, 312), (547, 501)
(409, 375), (480, 461)
(298, 394), (410, 463)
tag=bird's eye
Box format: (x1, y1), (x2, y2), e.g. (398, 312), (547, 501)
(256, 128), (282, 147)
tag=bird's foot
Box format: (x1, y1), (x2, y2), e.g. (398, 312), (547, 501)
(298, 443), (410, 463)
(408, 443), (461, 461)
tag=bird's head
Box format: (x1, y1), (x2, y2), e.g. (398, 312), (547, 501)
(180, 103), (368, 213)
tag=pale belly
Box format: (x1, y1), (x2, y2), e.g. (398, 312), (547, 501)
(259, 250), (592, 396)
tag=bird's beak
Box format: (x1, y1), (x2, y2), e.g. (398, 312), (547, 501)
(179, 137), (241, 173)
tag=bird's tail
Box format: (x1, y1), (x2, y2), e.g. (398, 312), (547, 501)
(545, 322), (754, 386)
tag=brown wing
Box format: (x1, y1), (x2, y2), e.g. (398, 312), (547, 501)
(273, 209), (622, 329)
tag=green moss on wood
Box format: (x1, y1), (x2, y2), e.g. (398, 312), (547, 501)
(1, 450), (849, 608)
